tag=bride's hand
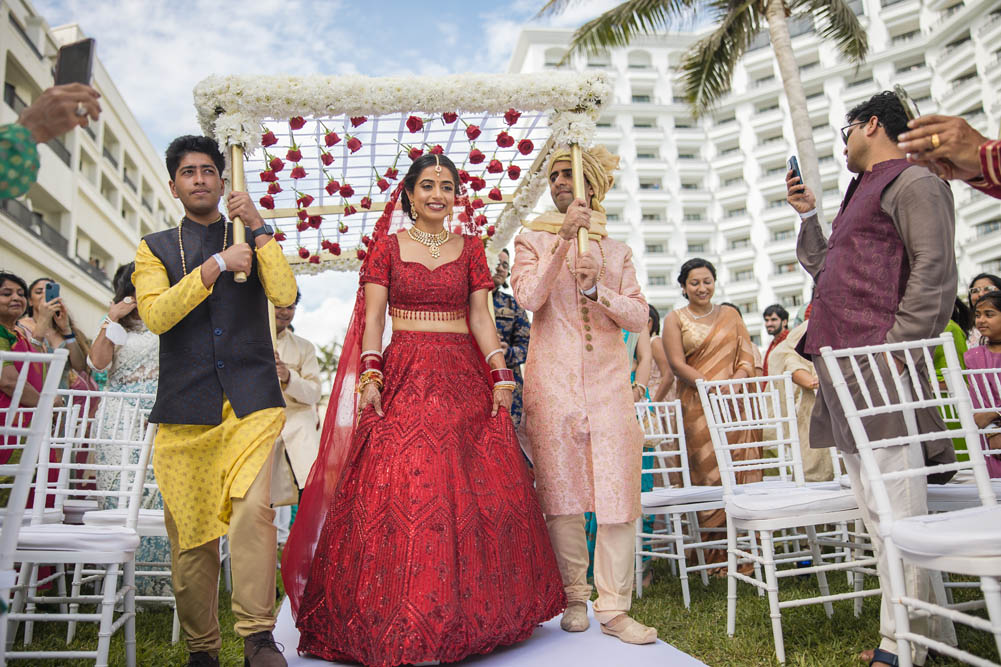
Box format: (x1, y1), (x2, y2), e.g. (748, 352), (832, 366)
(492, 387), (513, 417)
(358, 383), (384, 418)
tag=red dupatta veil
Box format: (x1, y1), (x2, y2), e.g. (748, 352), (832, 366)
(282, 182), (406, 616)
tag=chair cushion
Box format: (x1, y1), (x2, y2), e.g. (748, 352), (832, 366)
(642, 486), (723, 508)
(82, 508), (166, 536)
(0, 508), (63, 525)
(17, 524), (140, 553)
(892, 505), (1001, 559)
(726, 487), (858, 520)
(927, 480), (1001, 509)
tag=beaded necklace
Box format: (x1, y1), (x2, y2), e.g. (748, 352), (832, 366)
(566, 239), (606, 284)
(407, 225), (449, 258)
(178, 217), (226, 275)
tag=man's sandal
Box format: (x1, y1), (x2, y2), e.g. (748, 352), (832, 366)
(868, 648), (899, 666)
(599, 614), (657, 645)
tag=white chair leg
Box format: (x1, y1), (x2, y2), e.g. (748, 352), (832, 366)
(805, 525), (833, 617)
(55, 564), (68, 615)
(672, 513), (691, 609)
(747, 529), (764, 596)
(124, 560), (136, 667)
(885, 546), (914, 667)
(172, 605), (180, 644)
(853, 520), (865, 618)
(95, 563), (120, 667)
(759, 530), (786, 664)
(66, 562), (84, 643)
(6, 562), (32, 650)
(220, 536), (232, 592)
(23, 563), (38, 645)
(981, 576), (1001, 662)
(689, 511), (709, 587)
(726, 515), (738, 638)
(634, 517), (643, 599)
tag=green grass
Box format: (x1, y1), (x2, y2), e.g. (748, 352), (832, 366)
(6, 559), (999, 666)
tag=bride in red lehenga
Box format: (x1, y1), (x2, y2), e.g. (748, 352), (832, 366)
(282, 153), (566, 666)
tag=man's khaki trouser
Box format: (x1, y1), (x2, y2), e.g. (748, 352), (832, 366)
(546, 514), (635, 624)
(164, 449), (278, 655)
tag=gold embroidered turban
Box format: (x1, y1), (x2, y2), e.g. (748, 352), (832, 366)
(546, 145), (620, 213)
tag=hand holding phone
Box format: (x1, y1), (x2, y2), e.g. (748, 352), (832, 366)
(44, 282), (60, 303)
(787, 155), (802, 184)
(893, 85), (920, 123)
(54, 39), (95, 86)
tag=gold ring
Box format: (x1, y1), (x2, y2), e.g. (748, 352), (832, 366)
(931, 133), (940, 149)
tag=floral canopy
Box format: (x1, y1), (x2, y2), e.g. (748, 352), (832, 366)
(192, 72), (610, 274)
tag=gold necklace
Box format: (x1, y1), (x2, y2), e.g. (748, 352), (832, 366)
(407, 224), (449, 258)
(687, 304), (716, 320)
(178, 217), (226, 275)
(566, 239), (606, 284)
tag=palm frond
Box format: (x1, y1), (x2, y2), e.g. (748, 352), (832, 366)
(560, 0), (701, 59)
(536, 0), (581, 19)
(680, 0), (759, 116)
(796, 0), (868, 63)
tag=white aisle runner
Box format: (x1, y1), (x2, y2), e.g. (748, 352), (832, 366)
(274, 598), (706, 666)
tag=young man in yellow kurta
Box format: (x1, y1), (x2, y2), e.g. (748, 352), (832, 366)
(133, 135), (297, 667)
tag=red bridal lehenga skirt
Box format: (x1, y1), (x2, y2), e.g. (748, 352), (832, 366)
(295, 331), (566, 666)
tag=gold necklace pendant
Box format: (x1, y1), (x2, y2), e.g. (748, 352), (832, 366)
(407, 225), (449, 258)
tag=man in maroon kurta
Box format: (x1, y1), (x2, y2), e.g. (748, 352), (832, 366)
(787, 92), (957, 667)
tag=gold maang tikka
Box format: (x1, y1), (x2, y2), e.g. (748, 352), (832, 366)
(434, 154), (442, 174)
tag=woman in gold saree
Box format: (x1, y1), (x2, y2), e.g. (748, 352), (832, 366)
(662, 258), (762, 565)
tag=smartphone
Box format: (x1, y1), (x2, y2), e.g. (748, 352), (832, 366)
(54, 38), (95, 86)
(787, 155), (802, 183)
(893, 84), (920, 122)
(44, 282), (60, 302)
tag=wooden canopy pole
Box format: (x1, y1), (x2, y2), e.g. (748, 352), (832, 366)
(229, 145), (249, 284)
(570, 144), (588, 256)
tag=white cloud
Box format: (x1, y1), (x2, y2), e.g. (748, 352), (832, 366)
(290, 271), (358, 348)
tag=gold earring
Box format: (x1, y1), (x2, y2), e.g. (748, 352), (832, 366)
(409, 208), (417, 221)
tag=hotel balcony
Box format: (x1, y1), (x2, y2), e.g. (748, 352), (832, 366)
(750, 107), (785, 133)
(761, 204), (798, 227)
(934, 40), (974, 79)
(880, 0), (922, 29)
(676, 157), (708, 177)
(719, 214), (752, 233)
(940, 76), (981, 115)
(753, 139), (789, 162)
(979, 9), (1001, 45)
(716, 183), (749, 207)
(708, 120), (740, 142)
(678, 190), (712, 207)
(715, 150), (746, 171)
(721, 245), (756, 265)
(894, 66), (931, 94)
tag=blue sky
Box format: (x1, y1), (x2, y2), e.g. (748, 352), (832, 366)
(32, 0), (626, 347)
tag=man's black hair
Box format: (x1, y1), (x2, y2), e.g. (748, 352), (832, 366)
(165, 135), (226, 180)
(763, 304), (789, 322)
(846, 91), (909, 143)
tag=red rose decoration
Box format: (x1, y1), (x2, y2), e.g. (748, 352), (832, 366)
(517, 139), (534, 155)
(474, 214), (488, 226)
(458, 169), (471, 183)
(507, 165), (521, 180)
(458, 211), (470, 223)
(289, 117), (306, 130)
(442, 112), (458, 124)
(325, 179), (340, 195)
(504, 108), (521, 125)
(408, 147), (423, 160)
(320, 152), (334, 166)
(343, 205), (358, 216)
(269, 157), (284, 172)
(496, 131), (515, 148)
(356, 248), (367, 260)
(290, 166), (307, 179)
(338, 222), (348, 233)
(259, 195), (275, 209)
(339, 184), (354, 198)
(471, 197), (485, 209)
(259, 170), (277, 182)
(487, 159), (503, 174)
(286, 148), (302, 162)
(308, 215), (322, 228)
(468, 149), (485, 164)
(347, 137), (362, 153)
(487, 225), (496, 236)
(267, 182), (282, 194)
(469, 177), (486, 191)
(361, 235), (372, 246)
(309, 254), (320, 264)
(297, 194), (314, 208)
(297, 209), (309, 221)
(350, 116), (367, 127)
(298, 247), (310, 258)
(273, 231), (286, 241)
(465, 124), (481, 140)
(296, 221), (309, 232)
(330, 243), (341, 255)
(360, 196), (372, 209)
(384, 167), (399, 180)
(325, 131), (341, 146)
(488, 187), (503, 201)
(406, 116), (424, 133)
(261, 130), (278, 147)
(430, 144), (444, 155)
(376, 178), (390, 192)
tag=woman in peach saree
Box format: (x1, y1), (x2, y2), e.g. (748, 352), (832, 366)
(662, 258), (762, 565)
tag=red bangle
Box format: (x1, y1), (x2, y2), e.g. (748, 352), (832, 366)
(360, 357), (383, 373)
(490, 368), (514, 384)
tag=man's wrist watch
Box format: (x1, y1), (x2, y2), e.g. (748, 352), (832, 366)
(251, 223), (275, 239)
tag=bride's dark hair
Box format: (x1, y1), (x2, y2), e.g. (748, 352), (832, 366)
(400, 153), (460, 218)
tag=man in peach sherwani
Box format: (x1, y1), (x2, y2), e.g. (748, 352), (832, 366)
(511, 146), (653, 645)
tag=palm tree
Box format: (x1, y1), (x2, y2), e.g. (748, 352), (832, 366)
(538, 0), (868, 218)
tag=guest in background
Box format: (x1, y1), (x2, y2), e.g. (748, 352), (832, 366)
(19, 277), (88, 387)
(933, 297), (971, 384)
(762, 304), (789, 376)
(491, 248), (530, 428)
(648, 305), (674, 402)
(87, 262), (168, 599)
(966, 274), (1001, 348)
(964, 291), (1001, 478)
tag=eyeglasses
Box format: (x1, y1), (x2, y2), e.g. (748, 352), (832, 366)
(970, 286), (998, 295)
(839, 121), (867, 144)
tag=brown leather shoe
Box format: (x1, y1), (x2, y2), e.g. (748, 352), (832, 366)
(243, 631), (287, 667)
(185, 652), (219, 667)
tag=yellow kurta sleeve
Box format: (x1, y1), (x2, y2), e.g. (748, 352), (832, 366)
(255, 238), (298, 307)
(133, 239), (213, 335)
